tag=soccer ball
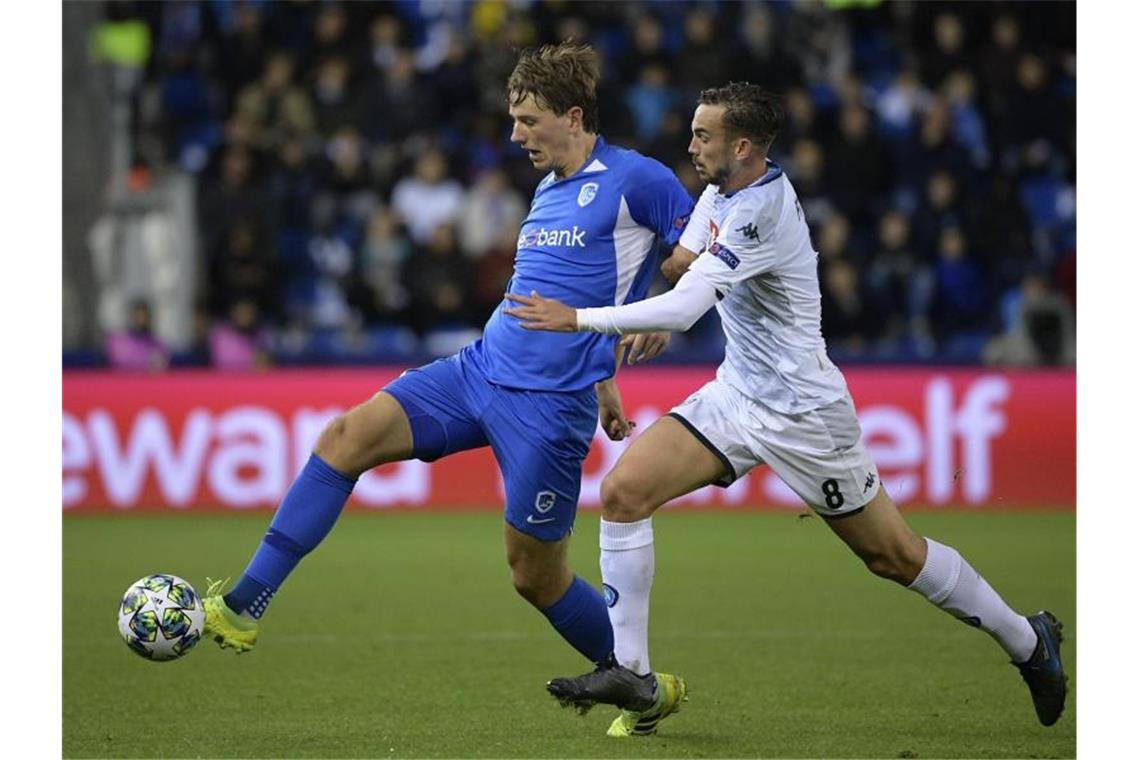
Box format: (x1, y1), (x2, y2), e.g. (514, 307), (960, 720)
(117, 574), (205, 661)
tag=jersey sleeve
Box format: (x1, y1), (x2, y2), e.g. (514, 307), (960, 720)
(679, 184), (718, 253)
(688, 197), (778, 294)
(623, 159), (695, 246)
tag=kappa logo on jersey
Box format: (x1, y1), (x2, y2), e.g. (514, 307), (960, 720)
(534, 490), (556, 513)
(517, 226), (588, 248)
(577, 182), (599, 207)
(735, 222), (760, 241)
(708, 241), (740, 270)
(863, 473), (876, 493)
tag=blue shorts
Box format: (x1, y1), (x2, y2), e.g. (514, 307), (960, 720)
(383, 344), (597, 541)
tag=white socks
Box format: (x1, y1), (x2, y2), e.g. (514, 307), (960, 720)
(908, 537), (1038, 663)
(599, 517), (656, 676)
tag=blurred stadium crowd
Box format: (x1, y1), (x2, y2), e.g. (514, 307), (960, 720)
(84, 0), (1075, 370)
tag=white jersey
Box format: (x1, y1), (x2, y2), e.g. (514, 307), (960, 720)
(679, 162), (849, 414)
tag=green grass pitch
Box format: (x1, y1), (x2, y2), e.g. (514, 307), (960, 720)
(64, 511), (1075, 758)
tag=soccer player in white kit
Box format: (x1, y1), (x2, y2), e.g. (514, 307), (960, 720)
(504, 82), (1066, 737)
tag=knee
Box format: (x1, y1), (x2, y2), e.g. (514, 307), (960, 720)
(507, 559), (562, 608)
(509, 564), (541, 605)
(600, 469), (654, 523)
(314, 414), (347, 456)
(863, 539), (926, 586)
(313, 415), (361, 477)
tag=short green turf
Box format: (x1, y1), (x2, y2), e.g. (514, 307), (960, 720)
(64, 511), (1075, 758)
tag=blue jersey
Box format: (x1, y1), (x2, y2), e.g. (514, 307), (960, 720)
(477, 136), (694, 391)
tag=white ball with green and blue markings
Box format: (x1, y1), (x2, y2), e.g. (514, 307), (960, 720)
(116, 574), (205, 661)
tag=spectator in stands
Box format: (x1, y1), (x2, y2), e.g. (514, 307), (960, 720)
(305, 196), (358, 329)
(625, 63), (680, 145)
(912, 170), (963, 258)
(876, 67), (928, 144)
(826, 103), (892, 225)
(78, 0), (1073, 368)
(210, 298), (274, 370)
(403, 223), (473, 335)
(368, 14), (403, 73)
(1008, 53), (1058, 153)
(234, 51), (315, 150)
(198, 145), (270, 266)
(209, 220), (275, 330)
(780, 86), (821, 148)
(309, 2), (354, 71)
(311, 56), (362, 139)
(816, 213), (853, 265)
(943, 70), (990, 169)
(735, 3), (800, 92)
(922, 12), (970, 88)
(931, 226), (987, 341)
(106, 299), (170, 372)
(217, 2), (269, 96)
(470, 230), (518, 319)
(365, 47), (437, 143)
(789, 138), (833, 226)
(984, 272), (1076, 366)
(676, 7), (727, 101)
(358, 206), (411, 323)
(616, 14), (671, 85)
(866, 209), (933, 346)
(391, 148), (465, 245)
(316, 125), (375, 217)
(820, 258), (879, 355)
(457, 167), (527, 259)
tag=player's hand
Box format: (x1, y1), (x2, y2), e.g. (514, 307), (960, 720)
(596, 379), (635, 440)
(619, 331), (671, 364)
(503, 291), (578, 332)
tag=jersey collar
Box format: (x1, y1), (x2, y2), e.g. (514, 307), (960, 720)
(721, 159), (783, 198)
(545, 135), (607, 186)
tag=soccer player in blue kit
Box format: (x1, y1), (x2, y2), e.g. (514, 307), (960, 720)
(200, 42), (696, 713)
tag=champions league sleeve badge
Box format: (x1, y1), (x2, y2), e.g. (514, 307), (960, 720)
(577, 182), (599, 207)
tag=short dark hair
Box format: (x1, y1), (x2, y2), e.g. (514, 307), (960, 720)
(698, 82), (783, 152)
(507, 42), (600, 133)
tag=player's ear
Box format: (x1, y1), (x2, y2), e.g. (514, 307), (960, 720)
(733, 136), (753, 160)
(566, 105), (584, 132)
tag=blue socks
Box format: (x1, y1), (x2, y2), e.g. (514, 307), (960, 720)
(542, 576), (615, 665)
(224, 454), (614, 668)
(224, 454), (357, 618)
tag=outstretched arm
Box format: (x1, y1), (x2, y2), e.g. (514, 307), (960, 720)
(503, 269), (720, 335)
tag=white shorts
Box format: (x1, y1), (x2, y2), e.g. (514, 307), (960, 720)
(669, 380), (879, 517)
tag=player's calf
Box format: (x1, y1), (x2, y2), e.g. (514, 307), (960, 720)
(859, 538), (927, 586)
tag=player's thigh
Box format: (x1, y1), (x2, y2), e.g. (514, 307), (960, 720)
(315, 390), (414, 476)
(602, 415), (730, 520)
(321, 355), (490, 476)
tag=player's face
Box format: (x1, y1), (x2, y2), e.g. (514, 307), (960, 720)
(688, 104), (732, 186)
(509, 92), (574, 175)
